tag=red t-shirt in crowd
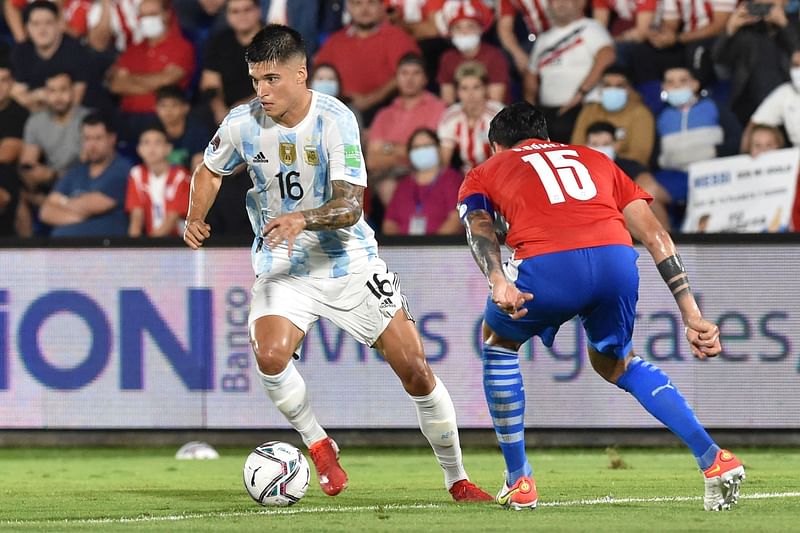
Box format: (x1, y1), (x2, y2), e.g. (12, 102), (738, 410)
(125, 164), (190, 235)
(369, 91), (447, 145)
(385, 167), (464, 234)
(115, 29), (194, 113)
(458, 139), (652, 259)
(313, 22), (419, 98)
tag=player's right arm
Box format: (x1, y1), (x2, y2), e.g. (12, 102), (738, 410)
(622, 199), (722, 358)
(183, 163), (221, 249)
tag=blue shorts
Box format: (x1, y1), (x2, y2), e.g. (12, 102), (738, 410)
(485, 245), (639, 359)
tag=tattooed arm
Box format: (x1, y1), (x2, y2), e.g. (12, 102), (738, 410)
(263, 180), (364, 255)
(623, 199), (722, 358)
(464, 209), (532, 320)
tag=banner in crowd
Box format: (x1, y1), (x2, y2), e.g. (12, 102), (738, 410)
(682, 148), (799, 233)
(1, 245), (798, 429)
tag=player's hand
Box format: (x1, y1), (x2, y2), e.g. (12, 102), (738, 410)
(262, 212), (306, 257)
(490, 273), (533, 320)
(684, 316), (722, 359)
(184, 219), (211, 249)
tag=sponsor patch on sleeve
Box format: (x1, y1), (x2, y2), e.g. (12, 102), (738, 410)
(344, 144), (362, 168)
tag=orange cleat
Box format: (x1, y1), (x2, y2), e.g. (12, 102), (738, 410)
(449, 479), (494, 502)
(308, 437), (348, 496)
(496, 475), (538, 510)
(703, 449), (745, 511)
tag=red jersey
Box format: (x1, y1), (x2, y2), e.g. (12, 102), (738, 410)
(458, 139), (652, 259)
(125, 164), (190, 236)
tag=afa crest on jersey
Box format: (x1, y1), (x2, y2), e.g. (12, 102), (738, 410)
(279, 142), (296, 165)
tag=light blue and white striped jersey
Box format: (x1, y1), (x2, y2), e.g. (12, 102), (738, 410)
(204, 91), (378, 278)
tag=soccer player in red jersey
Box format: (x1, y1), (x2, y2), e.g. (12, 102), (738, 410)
(458, 101), (745, 511)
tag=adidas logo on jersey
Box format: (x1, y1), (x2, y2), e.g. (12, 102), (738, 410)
(379, 299), (394, 310)
(253, 152), (269, 163)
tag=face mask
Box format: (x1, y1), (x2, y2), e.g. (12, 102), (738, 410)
(409, 145), (439, 171)
(140, 15), (165, 39)
(791, 67), (800, 91)
(601, 87), (627, 112)
(590, 145), (616, 160)
(312, 79), (339, 96)
(665, 87), (695, 108)
(452, 33), (480, 52)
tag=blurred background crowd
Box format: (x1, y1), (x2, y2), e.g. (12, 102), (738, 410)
(0, 0), (798, 239)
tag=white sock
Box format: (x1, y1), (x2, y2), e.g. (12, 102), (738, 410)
(409, 375), (468, 489)
(258, 362), (327, 447)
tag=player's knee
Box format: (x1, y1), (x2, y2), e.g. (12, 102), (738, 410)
(399, 358), (435, 396)
(588, 349), (625, 384)
(253, 344), (294, 375)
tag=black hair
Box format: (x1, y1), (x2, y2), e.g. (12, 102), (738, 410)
(139, 123), (170, 141)
(487, 101), (549, 148)
(45, 70), (73, 83)
(398, 52), (426, 70)
(312, 63), (341, 82)
(23, 0), (59, 25)
(156, 84), (187, 103)
(245, 24), (306, 65)
(585, 121), (617, 139)
(82, 111), (116, 135)
(406, 127), (440, 154)
(602, 64), (632, 84)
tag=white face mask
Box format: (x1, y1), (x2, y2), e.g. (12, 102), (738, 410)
(452, 33), (481, 52)
(791, 67), (800, 91)
(140, 15), (165, 39)
(590, 145), (616, 160)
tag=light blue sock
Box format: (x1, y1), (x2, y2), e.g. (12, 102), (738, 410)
(482, 344), (532, 485)
(616, 356), (720, 470)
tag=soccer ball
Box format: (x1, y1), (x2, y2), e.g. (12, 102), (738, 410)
(243, 441), (310, 506)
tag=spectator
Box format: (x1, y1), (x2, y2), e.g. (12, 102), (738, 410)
(39, 113), (132, 237)
(584, 120), (667, 226)
(631, 0), (734, 91)
(715, 0), (800, 127)
(642, 65), (740, 230)
(592, 0), (657, 66)
(86, 0), (146, 53)
(313, 0), (420, 125)
(201, 0), (263, 125)
(745, 124), (800, 231)
(438, 61), (503, 173)
(496, 0), (552, 75)
(10, 0), (90, 111)
(383, 127), (463, 235)
(125, 125), (190, 237)
(309, 64), (366, 133)
(571, 64), (655, 165)
(367, 52), (447, 198)
(386, 0), (441, 40)
(18, 71), (90, 235)
(155, 85), (209, 172)
(436, 0), (509, 105)
(0, 57), (30, 237)
(108, 0), (194, 144)
(743, 52), (800, 151)
(524, 0), (615, 142)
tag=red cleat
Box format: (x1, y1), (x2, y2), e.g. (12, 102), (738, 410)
(449, 479), (494, 502)
(308, 437), (348, 496)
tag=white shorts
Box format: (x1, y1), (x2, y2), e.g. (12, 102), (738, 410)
(249, 258), (412, 349)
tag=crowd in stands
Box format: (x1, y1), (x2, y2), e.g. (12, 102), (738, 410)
(0, 0), (799, 239)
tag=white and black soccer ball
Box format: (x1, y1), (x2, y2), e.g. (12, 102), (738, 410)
(243, 441), (310, 506)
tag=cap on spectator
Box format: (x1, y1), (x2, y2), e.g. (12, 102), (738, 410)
(445, 0), (493, 32)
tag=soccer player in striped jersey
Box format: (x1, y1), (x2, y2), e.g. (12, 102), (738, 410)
(183, 24), (491, 503)
(458, 101), (745, 511)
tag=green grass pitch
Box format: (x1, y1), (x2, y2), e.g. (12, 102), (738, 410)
(1, 446), (798, 532)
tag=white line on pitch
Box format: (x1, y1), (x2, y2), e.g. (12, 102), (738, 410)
(2, 492), (799, 526)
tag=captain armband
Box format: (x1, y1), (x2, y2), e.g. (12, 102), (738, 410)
(458, 193), (495, 223)
(656, 254), (692, 299)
